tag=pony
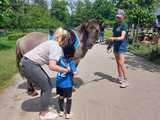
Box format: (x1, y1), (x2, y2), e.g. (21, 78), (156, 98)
(16, 19), (103, 95)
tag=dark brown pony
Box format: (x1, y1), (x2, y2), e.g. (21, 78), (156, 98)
(16, 19), (103, 95)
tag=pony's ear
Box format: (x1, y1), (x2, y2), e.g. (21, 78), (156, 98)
(80, 23), (87, 33)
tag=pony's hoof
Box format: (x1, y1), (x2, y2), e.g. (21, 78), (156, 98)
(72, 88), (77, 93)
(27, 90), (39, 96)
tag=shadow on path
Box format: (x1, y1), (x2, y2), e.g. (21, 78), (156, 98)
(20, 77), (85, 112)
(125, 54), (160, 72)
(82, 72), (119, 86)
(18, 77), (85, 90)
(21, 93), (57, 112)
(73, 77), (85, 89)
(109, 53), (160, 73)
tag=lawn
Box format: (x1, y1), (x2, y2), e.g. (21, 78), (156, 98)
(104, 28), (112, 39)
(0, 29), (49, 91)
(0, 32), (25, 91)
(128, 43), (160, 65)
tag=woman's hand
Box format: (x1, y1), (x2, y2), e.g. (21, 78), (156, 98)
(49, 60), (70, 73)
(109, 31), (126, 41)
(66, 67), (70, 73)
(109, 37), (115, 41)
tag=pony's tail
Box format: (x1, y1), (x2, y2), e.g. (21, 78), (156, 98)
(16, 40), (24, 78)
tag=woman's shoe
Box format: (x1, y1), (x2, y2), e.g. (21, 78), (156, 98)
(39, 111), (58, 120)
(120, 80), (129, 88)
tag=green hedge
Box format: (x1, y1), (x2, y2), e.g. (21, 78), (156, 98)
(128, 43), (160, 65)
(7, 32), (26, 41)
(0, 31), (26, 91)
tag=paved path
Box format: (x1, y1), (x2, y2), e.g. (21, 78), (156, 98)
(0, 44), (160, 120)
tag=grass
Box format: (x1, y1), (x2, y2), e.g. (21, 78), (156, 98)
(0, 49), (17, 90)
(104, 29), (112, 40)
(128, 43), (153, 57)
(0, 29), (48, 91)
(0, 33), (25, 91)
(128, 43), (160, 65)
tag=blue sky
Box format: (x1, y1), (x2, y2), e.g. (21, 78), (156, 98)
(47, 0), (52, 9)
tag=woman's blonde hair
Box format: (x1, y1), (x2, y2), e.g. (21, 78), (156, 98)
(54, 27), (69, 40)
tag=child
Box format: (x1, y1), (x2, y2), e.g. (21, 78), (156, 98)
(56, 45), (78, 119)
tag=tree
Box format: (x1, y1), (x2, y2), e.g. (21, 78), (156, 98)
(51, 0), (70, 25)
(69, 0), (93, 27)
(92, 0), (116, 20)
(25, 5), (63, 29)
(34, 0), (48, 9)
(71, 0), (116, 26)
(116, 0), (157, 25)
(0, 0), (13, 28)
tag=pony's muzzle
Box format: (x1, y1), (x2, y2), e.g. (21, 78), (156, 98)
(86, 42), (94, 49)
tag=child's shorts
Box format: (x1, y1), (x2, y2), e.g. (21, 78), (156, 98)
(56, 87), (72, 98)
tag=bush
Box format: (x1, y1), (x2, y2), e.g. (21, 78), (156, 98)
(149, 45), (160, 60)
(128, 42), (160, 65)
(7, 32), (26, 41)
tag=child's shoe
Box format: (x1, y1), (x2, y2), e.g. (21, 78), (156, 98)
(65, 114), (71, 119)
(59, 111), (64, 117)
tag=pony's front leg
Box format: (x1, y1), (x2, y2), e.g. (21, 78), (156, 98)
(74, 59), (80, 67)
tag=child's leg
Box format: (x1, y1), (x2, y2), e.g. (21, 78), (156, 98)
(56, 87), (60, 96)
(58, 96), (64, 112)
(65, 88), (72, 114)
(66, 97), (72, 114)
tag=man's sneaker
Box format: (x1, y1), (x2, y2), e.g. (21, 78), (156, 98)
(65, 114), (71, 119)
(120, 80), (129, 88)
(59, 111), (64, 117)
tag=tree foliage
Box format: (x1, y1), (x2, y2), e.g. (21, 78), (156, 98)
(116, 0), (158, 27)
(0, 0), (158, 29)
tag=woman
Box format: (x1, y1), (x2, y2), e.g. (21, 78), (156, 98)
(109, 9), (129, 88)
(20, 27), (70, 119)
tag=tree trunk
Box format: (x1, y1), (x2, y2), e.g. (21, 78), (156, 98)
(135, 25), (140, 42)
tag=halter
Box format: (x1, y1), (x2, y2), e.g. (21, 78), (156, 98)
(65, 28), (80, 49)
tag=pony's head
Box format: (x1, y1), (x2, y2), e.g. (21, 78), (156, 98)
(79, 19), (103, 49)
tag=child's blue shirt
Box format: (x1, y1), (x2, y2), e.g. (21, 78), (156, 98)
(56, 56), (77, 88)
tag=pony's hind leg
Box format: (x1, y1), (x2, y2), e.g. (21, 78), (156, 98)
(27, 80), (38, 96)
